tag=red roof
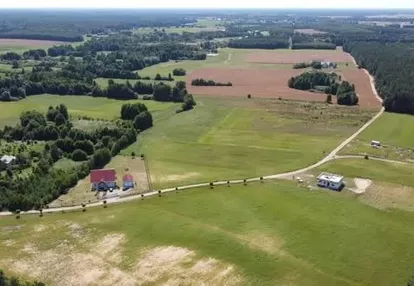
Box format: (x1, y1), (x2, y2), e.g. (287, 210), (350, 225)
(123, 174), (134, 182)
(90, 169), (116, 183)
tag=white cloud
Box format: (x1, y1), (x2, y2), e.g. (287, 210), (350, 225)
(0, 0), (413, 9)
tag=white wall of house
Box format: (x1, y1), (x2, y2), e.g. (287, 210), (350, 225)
(317, 179), (342, 190)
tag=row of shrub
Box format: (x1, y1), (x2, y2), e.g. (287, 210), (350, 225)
(191, 78), (232, 86)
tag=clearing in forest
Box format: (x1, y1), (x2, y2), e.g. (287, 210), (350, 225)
(294, 29), (328, 35)
(246, 48), (354, 64)
(0, 38), (63, 53)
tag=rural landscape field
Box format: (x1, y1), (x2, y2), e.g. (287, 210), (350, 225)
(0, 7), (414, 286)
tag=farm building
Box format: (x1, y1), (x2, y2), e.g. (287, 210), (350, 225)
(317, 172), (344, 191)
(0, 155), (16, 169)
(122, 174), (134, 190)
(90, 168), (116, 191)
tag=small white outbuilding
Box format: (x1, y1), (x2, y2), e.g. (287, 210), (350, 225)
(317, 172), (344, 191)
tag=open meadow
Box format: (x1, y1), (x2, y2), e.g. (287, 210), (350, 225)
(1, 179), (414, 285)
(0, 94), (178, 128)
(340, 112), (414, 161)
(121, 96), (376, 189)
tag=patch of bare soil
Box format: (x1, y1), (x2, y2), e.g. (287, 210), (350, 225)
(156, 172), (201, 183)
(134, 246), (241, 285)
(240, 232), (286, 256)
(3, 231), (241, 286)
(34, 224), (47, 233)
(359, 182), (414, 212)
(350, 178), (372, 194)
(3, 239), (15, 247)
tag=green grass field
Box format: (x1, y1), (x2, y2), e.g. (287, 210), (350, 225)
(122, 96), (375, 189)
(1, 180), (414, 285)
(340, 112), (414, 161)
(0, 94), (178, 128)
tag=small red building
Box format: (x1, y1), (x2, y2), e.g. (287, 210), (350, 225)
(122, 174), (134, 190)
(90, 169), (116, 191)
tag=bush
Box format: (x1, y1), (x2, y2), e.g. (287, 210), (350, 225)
(172, 68), (186, 76)
(72, 149), (88, 161)
(337, 92), (359, 106)
(133, 111), (153, 131)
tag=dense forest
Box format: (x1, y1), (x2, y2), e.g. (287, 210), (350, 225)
(0, 10), (197, 41)
(343, 41), (414, 114)
(228, 36), (289, 49)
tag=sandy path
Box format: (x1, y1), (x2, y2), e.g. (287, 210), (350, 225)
(224, 53), (232, 64)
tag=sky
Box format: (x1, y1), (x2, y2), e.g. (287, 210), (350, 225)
(0, 0), (413, 9)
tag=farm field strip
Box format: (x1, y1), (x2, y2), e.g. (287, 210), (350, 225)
(0, 38), (63, 53)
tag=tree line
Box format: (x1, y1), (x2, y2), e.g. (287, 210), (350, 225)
(343, 41), (414, 114)
(191, 78), (233, 86)
(228, 36), (289, 49)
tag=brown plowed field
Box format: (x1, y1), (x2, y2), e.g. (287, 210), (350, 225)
(247, 49), (353, 64)
(187, 67), (382, 108)
(0, 38), (63, 48)
(340, 68), (382, 108)
(187, 68), (327, 102)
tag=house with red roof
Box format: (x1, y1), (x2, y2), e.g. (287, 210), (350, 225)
(90, 169), (116, 191)
(122, 174), (134, 190)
